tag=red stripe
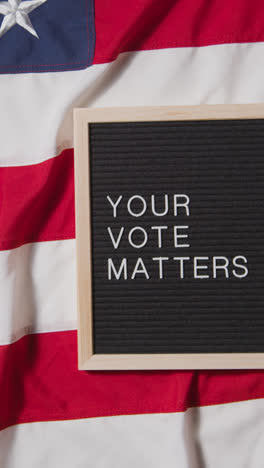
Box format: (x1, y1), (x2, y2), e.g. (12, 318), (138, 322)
(93, 0), (264, 64)
(0, 330), (264, 430)
(0, 149), (75, 251)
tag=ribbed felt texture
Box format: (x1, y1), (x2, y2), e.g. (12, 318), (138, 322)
(90, 120), (264, 354)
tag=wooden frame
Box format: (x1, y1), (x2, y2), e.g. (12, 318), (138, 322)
(74, 104), (264, 370)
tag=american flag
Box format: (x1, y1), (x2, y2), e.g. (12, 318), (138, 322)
(0, 0), (264, 466)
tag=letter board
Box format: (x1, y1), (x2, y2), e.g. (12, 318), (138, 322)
(74, 105), (264, 370)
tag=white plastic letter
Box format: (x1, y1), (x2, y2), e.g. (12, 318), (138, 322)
(108, 258), (127, 280)
(152, 257), (169, 279)
(107, 195), (123, 218)
(151, 226), (168, 248)
(173, 257), (190, 279)
(127, 195), (147, 217)
(232, 256), (248, 278)
(107, 227), (124, 249)
(194, 257), (209, 279)
(151, 194), (169, 216)
(131, 258), (149, 279)
(128, 227), (148, 249)
(174, 226), (190, 248)
(213, 256), (229, 279)
(174, 194), (190, 216)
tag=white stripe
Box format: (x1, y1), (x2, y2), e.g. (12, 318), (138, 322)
(0, 64), (107, 167)
(0, 398), (263, 468)
(199, 398), (264, 468)
(2, 42), (264, 166)
(0, 240), (76, 345)
(0, 413), (188, 468)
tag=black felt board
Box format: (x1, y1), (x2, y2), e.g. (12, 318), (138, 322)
(89, 119), (264, 354)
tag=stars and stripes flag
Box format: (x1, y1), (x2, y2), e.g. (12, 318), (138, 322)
(0, 0), (264, 466)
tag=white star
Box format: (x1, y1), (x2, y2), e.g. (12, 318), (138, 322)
(0, 0), (48, 39)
